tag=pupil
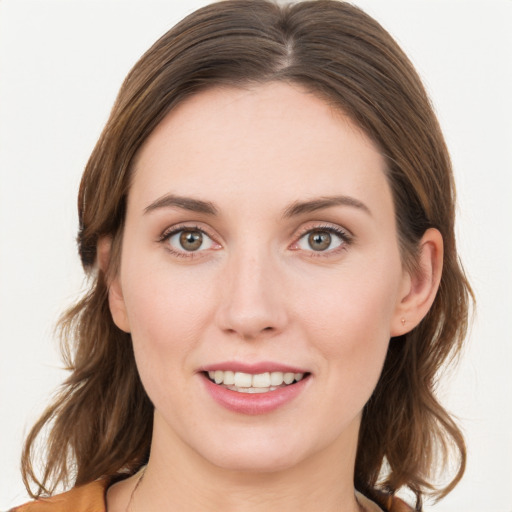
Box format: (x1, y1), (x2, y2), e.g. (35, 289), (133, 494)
(308, 231), (331, 251)
(180, 231), (202, 251)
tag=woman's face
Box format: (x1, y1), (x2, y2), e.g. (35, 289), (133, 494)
(110, 82), (411, 473)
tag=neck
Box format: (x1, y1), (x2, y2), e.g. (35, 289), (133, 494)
(126, 415), (363, 512)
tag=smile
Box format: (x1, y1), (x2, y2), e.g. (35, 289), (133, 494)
(206, 370), (306, 393)
(201, 365), (311, 414)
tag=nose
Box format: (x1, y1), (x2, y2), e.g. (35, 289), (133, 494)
(215, 248), (288, 340)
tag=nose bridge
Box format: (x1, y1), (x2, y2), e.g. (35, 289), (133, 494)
(216, 240), (287, 339)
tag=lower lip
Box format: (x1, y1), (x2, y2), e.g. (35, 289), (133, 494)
(201, 373), (309, 415)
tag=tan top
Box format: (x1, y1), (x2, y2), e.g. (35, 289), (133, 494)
(10, 480), (413, 512)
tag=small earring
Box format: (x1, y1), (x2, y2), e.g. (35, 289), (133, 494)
(401, 318), (406, 326)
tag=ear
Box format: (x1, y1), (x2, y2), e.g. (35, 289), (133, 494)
(390, 228), (443, 336)
(97, 236), (131, 333)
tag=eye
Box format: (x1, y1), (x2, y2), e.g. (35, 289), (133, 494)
(295, 226), (349, 253)
(163, 227), (218, 254)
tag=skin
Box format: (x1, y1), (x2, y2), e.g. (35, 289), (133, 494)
(105, 82), (442, 512)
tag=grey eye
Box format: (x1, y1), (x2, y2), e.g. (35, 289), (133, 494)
(296, 229), (344, 252)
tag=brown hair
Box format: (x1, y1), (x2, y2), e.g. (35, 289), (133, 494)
(22, 1), (473, 508)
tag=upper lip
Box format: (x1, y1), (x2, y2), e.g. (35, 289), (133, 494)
(200, 361), (309, 374)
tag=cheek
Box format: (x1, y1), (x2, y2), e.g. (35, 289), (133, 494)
(121, 242), (213, 330)
(293, 256), (402, 390)
(119, 263), (216, 414)
(304, 289), (394, 426)
(298, 270), (399, 347)
(118, 252), (219, 386)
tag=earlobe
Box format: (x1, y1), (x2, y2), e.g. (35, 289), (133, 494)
(391, 228), (443, 337)
(97, 236), (131, 333)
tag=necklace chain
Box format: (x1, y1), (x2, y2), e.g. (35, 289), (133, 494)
(126, 466), (146, 512)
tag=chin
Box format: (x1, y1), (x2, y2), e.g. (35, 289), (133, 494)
(193, 428), (316, 475)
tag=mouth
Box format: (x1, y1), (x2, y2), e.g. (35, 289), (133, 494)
(204, 370), (309, 394)
(200, 364), (311, 414)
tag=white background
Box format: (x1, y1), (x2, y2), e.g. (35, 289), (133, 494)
(1, 1), (511, 510)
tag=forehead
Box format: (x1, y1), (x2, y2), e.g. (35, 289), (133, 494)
(130, 82), (391, 215)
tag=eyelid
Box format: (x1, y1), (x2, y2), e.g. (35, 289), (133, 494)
(294, 222), (353, 239)
(290, 223), (353, 254)
(158, 223), (222, 256)
(157, 221), (352, 257)
(159, 223), (214, 241)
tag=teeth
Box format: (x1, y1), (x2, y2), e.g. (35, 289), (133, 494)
(270, 372), (284, 386)
(283, 372), (295, 384)
(252, 372), (271, 387)
(206, 370), (305, 389)
(234, 372), (252, 388)
(223, 370), (235, 385)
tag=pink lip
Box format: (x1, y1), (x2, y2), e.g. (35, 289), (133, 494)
(200, 372), (310, 415)
(200, 361), (309, 374)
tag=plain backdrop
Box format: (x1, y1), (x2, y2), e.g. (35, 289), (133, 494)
(1, 1), (511, 510)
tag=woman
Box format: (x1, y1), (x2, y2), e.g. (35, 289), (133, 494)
(13, 1), (472, 511)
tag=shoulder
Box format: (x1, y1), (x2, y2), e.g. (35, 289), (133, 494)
(9, 480), (108, 512)
(387, 496), (414, 512)
(357, 490), (415, 512)
(372, 490), (415, 512)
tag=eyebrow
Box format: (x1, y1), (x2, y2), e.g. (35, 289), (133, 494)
(282, 195), (371, 218)
(143, 193), (370, 218)
(144, 194), (218, 215)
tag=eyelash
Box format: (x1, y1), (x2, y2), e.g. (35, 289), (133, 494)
(158, 223), (353, 258)
(293, 224), (353, 257)
(158, 224), (219, 259)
